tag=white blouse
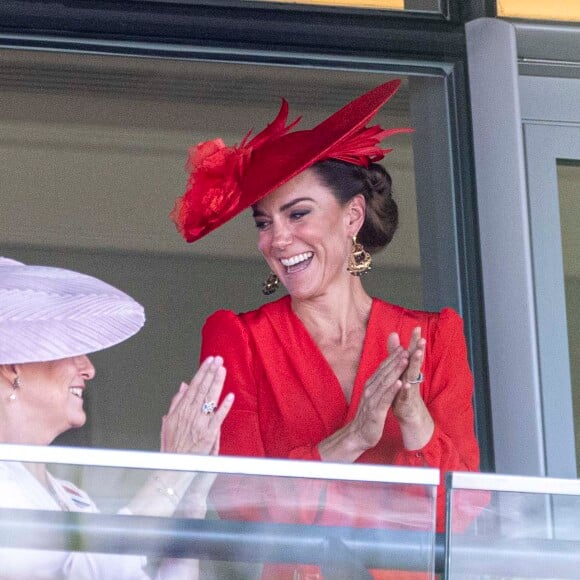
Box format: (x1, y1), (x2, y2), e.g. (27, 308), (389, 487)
(0, 462), (196, 580)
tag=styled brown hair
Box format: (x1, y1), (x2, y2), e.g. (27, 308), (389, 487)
(312, 159), (398, 254)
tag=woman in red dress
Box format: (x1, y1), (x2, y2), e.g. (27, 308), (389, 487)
(170, 80), (480, 578)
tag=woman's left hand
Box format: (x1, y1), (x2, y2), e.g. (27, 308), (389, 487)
(160, 356), (234, 456)
(389, 328), (435, 450)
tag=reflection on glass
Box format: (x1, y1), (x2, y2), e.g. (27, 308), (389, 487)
(447, 473), (580, 579)
(253, 0), (405, 8)
(0, 447), (438, 579)
(240, 0), (443, 13)
(558, 161), (580, 477)
(0, 50), (418, 453)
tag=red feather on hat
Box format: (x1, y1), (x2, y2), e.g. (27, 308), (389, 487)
(170, 80), (412, 243)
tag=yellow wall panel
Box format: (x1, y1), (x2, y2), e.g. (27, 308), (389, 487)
(498, 0), (580, 22)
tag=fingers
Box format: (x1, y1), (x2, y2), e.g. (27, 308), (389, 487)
(185, 356), (220, 404)
(363, 327), (426, 413)
(162, 355), (231, 454)
(182, 358), (227, 430)
(365, 346), (408, 398)
(360, 349), (407, 426)
(172, 356), (226, 416)
(184, 391), (232, 456)
(405, 327), (425, 385)
(210, 431), (221, 456)
(192, 356), (226, 405)
(160, 417), (168, 452)
(167, 382), (189, 415)
(393, 328), (426, 424)
(374, 378), (403, 410)
(212, 392), (234, 426)
(177, 356), (224, 413)
(204, 393), (234, 452)
(392, 376), (432, 433)
(204, 365), (227, 409)
(395, 381), (414, 402)
(408, 327), (421, 353)
(387, 332), (400, 355)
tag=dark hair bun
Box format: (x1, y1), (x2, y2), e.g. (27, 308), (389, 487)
(312, 160), (398, 254)
(358, 163), (397, 253)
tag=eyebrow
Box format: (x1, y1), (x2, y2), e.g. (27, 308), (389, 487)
(252, 197), (316, 218)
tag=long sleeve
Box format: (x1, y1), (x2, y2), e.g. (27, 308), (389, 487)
(390, 308), (480, 530)
(201, 308), (322, 461)
(201, 309), (326, 525)
(392, 307), (479, 471)
(201, 309), (266, 459)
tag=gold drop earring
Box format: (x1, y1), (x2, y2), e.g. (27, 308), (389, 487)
(262, 272), (279, 295)
(346, 236), (372, 276)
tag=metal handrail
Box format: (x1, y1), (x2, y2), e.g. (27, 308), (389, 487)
(3, 509), (580, 577)
(0, 509), (439, 576)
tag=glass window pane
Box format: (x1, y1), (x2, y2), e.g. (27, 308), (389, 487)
(447, 473), (580, 579)
(0, 447), (437, 578)
(558, 160), (580, 476)
(245, 0), (443, 12)
(256, 0), (406, 9)
(133, 0), (444, 13)
(0, 49), (421, 451)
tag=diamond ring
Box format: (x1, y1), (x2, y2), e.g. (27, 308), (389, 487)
(202, 401), (217, 415)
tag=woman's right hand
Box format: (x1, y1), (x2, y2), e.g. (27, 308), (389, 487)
(127, 358), (233, 521)
(349, 343), (409, 451)
(160, 356), (234, 456)
(318, 343), (409, 462)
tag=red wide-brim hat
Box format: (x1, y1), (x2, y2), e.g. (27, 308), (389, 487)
(170, 79), (412, 243)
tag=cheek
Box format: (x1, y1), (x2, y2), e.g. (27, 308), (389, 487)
(257, 232), (270, 255)
(326, 232), (351, 262)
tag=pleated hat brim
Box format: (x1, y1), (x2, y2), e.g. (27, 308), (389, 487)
(0, 258), (145, 364)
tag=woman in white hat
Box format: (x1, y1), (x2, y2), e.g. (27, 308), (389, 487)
(0, 257), (234, 579)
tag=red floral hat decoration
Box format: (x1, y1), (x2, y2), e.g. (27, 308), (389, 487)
(170, 79), (412, 243)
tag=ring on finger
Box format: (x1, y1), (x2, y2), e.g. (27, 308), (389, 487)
(202, 401), (217, 415)
(408, 372), (424, 384)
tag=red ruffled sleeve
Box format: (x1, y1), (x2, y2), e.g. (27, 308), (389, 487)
(202, 309), (325, 525)
(201, 309), (322, 461)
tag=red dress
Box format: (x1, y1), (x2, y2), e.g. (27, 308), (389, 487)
(201, 296), (480, 577)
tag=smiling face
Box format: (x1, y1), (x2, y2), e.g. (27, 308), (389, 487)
(2, 356), (95, 444)
(253, 168), (365, 301)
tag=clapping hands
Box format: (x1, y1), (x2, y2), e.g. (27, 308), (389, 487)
(161, 356), (234, 456)
(352, 327), (433, 453)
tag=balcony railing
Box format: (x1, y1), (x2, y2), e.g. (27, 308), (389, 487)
(1, 445), (579, 578)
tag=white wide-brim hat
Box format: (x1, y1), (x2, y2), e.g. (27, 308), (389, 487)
(0, 258), (145, 364)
